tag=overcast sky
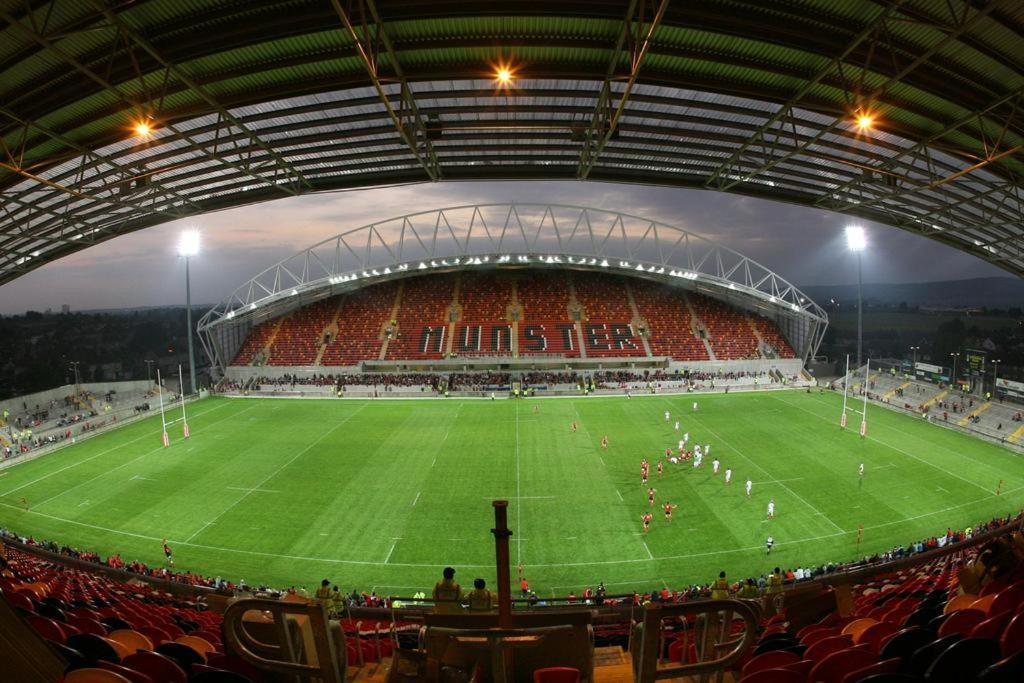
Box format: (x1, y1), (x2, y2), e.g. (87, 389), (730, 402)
(0, 180), (1008, 315)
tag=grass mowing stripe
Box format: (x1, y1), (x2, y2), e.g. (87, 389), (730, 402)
(677, 399), (845, 534)
(515, 399), (522, 565)
(32, 402), (264, 509)
(0, 399), (233, 498)
(771, 393), (994, 496)
(180, 402), (368, 543)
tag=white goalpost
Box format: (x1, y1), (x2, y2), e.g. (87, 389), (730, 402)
(840, 354), (869, 437)
(157, 365), (191, 447)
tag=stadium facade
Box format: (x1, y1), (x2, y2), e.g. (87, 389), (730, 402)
(198, 204), (827, 376)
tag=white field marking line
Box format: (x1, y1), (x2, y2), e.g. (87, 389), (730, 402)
(78, 500), (90, 507)
(677, 401), (845, 534)
(6, 482), (1024, 570)
(130, 475), (155, 482)
(937, 487), (950, 493)
(661, 578), (670, 589)
(184, 521), (214, 543)
(641, 541), (654, 560)
(515, 398), (522, 565)
(431, 458), (436, 467)
(225, 486), (280, 494)
(616, 490), (624, 502)
(182, 402), (369, 543)
(29, 402), (263, 509)
(412, 491), (421, 506)
(0, 399), (233, 497)
(384, 541), (397, 564)
(772, 394), (992, 496)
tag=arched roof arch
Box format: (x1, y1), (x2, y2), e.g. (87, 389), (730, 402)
(2, 0), (1023, 283)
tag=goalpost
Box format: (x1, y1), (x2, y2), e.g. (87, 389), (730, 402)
(840, 354), (869, 437)
(157, 365), (191, 447)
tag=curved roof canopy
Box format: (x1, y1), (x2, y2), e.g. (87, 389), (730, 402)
(2, 0), (1023, 284)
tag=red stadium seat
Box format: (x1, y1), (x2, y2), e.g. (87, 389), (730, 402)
(123, 651), (187, 683)
(96, 661), (156, 683)
(532, 667), (581, 682)
(1001, 611), (1024, 657)
(808, 647), (878, 683)
(740, 650), (800, 677)
(804, 635), (853, 662)
(839, 657), (900, 683)
(738, 668), (805, 683)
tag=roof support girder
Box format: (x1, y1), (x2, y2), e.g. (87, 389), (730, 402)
(576, 0), (669, 179)
(328, 0), (442, 181)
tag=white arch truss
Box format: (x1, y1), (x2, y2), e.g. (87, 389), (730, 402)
(198, 203), (828, 370)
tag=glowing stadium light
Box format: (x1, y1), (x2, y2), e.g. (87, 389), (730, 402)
(226, 311), (235, 320)
(133, 119), (154, 137)
(495, 64), (514, 85)
(599, 259), (609, 267)
(291, 289), (298, 296)
(855, 113), (874, 131)
(177, 230), (200, 257)
(249, 303), (257, 310)
(845, 225), (867, 252)
(419, 262), (428, 269)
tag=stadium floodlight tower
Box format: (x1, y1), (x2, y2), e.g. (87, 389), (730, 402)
(846, 225), (867, 371)
(178, 230), (200, 395)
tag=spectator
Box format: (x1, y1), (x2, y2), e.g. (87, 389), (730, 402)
(432, 566), (463, 613)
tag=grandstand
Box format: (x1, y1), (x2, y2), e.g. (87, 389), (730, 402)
(220, 269), (796, 372)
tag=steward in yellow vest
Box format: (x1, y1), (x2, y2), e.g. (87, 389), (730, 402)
(467, 578), (493, 611)
(432, 566), (463, 613)
(710, 571), (729, 599)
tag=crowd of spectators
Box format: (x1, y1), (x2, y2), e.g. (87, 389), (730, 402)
(5, 508), (1019, 615)
(448, 372), (511, 389)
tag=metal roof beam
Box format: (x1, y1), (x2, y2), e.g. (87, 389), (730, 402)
(817, 87), (1024, 213)
(0, 6), (307, 202)
(83, 0), (311, 196)
(704, 0), (1000, 193)
(576, 0), (669, 179)
(328, 0), (441, 181)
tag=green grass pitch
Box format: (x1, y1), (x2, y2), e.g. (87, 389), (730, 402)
(1, 390), (1022, 598)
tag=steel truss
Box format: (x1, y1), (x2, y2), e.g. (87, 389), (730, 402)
(197, 203), (828, 373)
(2, 1), (1023, 285)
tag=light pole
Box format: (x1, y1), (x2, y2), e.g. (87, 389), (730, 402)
(145, 359), (155, 385)
(846, 225), (867, 370)
(910, 346), (920, 370)
(178, 230), (200, 395)
(950, 352), (960, 388)
(992, 359), (1001, 398)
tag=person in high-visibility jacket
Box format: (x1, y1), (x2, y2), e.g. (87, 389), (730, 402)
(314, 579), (333, 609)
(432, 566), (463, 613)
(767, 567), (784, 595)
(710, 571), (729, 599)
(737, 578), (759, 599)
(467, 578), (493, 611)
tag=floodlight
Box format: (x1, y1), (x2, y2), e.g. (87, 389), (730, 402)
(134, 120), (153, 136)
(855, 114), (873, 130)
(845, 225), (866, 252)
(496, 67), (513, 84)
(178, 230), (200, 257)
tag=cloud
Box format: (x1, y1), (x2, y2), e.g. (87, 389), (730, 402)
(0, 181), (1008, 314)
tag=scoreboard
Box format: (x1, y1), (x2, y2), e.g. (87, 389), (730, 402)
(965, 349), (986, 376)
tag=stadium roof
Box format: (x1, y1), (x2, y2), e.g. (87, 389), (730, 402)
(2, 0), (1023, 284)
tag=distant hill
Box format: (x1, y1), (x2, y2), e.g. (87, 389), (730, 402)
(798, 277), (1024, 309)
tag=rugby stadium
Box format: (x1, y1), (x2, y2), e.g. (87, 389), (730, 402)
(2, 1), (1024, 682)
